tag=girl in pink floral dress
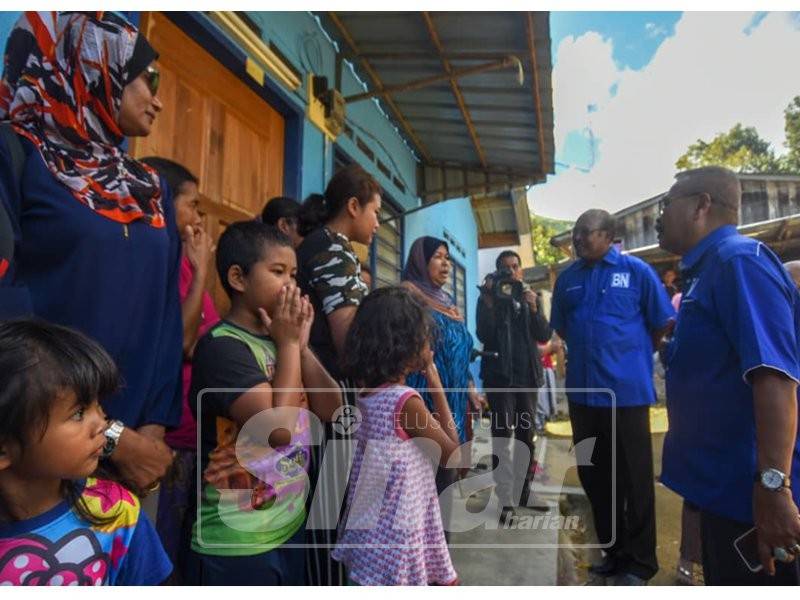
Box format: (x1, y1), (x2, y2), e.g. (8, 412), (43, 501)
(334, 287), (462, 585)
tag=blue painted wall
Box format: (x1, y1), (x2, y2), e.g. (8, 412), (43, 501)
(242, 12), (419, 209)
(0, 13), (21, 49)
(0, 11), (482, 368)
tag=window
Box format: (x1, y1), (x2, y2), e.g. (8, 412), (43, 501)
(370, 200), (403, 288)
(741, 180), (768, 224)
(453, 260), (467, 318)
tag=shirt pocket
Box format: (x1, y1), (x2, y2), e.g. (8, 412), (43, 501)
(563, 284), (584, 311)
(601, 288), (639, 318)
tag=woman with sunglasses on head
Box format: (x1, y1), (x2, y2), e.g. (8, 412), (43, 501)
(0, 13), (180, 500)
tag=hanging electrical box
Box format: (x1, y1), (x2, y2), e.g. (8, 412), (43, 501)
(307, 75), (345, 140)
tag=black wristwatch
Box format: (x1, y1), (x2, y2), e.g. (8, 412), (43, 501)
(756, 468), (791, 492)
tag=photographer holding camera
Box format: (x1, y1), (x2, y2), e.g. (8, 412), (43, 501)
(477, 250), (552, 523)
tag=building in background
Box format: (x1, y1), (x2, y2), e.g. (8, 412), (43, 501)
(526, 173), (800, 290)
(0, 11), (555, 350)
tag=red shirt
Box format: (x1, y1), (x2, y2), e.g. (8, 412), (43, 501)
(164, 256), (220, 450)
(539, 343), (554, 369)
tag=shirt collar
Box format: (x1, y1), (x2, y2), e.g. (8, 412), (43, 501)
(579, 245), (620, 269)
(679, 225), (738, 273)
(324, 226), (353, 249)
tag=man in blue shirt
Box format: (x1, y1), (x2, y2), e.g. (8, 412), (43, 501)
(658, 166), (800, 585)
(551, 209), (675, 585)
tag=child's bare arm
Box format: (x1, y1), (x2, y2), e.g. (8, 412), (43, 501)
(401, 395), (461, 466)
(423, 359), (461, 447)
(226, 286), (306, 445)
(301, 347), (342, 422)
(296, 294), (342, 421)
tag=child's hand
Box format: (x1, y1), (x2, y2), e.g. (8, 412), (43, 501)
(298, 295), (314, 352)
(469, 388), (488, 412)
(260, 284), (304, 347)
(184, 226), (215, 277)
(422, 348), (439, 379)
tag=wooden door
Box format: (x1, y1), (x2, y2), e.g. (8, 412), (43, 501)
(131, 12), (286, 313)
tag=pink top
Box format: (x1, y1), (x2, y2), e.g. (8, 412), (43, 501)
(164, 256), (220, 450)
(332, 384), (458, 586)
(671, 292), (683, 313)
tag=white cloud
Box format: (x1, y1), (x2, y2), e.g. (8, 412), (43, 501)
(551, 32), (621, 154)
(531, 12), (800, 221)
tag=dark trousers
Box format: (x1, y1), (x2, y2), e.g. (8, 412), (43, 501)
(488, 389), (536, 507)
(680, 500), (702, 564)
(568, 402), (658, 580)
(155, 449), (196, 584)
(185, 527), (306, 585)
(700, 509), (800, 585)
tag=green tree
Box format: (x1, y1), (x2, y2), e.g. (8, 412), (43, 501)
(784, 95), (800, 172)
(530, 214), (572, 266)
(675, 123), (781, 172)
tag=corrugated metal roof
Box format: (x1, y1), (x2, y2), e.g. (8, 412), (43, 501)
(317, 12), (554, 201)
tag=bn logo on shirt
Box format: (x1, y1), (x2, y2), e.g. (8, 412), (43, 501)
(611, 272), (631, 288)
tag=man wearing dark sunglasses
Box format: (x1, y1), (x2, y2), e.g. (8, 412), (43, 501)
(551, 208), (675, 585)
(658, 166), (800, 585)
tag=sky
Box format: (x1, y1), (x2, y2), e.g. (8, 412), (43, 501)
(530, 11), (800, 221)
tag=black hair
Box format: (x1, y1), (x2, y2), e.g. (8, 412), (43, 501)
(0, 320), (119, 524)
(599, 213), (616, 238)
(340, 287), (434, 389)
(495, 250), (522, 271)
(297, 194), (324, 237)
(261, 196), (301, 226)
(138, 156), (198, 199)
(216, 221), (293, 298)
(297, 164), (381, 236)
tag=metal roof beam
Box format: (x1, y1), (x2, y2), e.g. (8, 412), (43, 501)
(421, 11), (487, 169)
(357, 50), (526, 61)
(327, 12), (431, 163)
(525, 12), (549, 174)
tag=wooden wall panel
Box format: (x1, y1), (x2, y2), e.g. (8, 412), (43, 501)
(130, 12), (286, 311)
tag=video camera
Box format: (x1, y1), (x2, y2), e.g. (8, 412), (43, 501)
(484, 266), (526, 303)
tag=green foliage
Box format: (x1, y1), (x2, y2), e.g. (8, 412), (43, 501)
(675, 96), (800, 174)
(530, 213), (573, 266)
(675, 124), (781, 172)
(784, 96), (800, 172)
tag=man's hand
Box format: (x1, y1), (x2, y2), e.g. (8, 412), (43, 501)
(524, 289), (538, 313)
(111, 427), (173, 492)
(751, 368), (800, 574)
(754, 485), (800, 575)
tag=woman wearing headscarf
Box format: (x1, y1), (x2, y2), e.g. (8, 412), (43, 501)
(403, 236), (485, 540)
(0, 12), (180, 494)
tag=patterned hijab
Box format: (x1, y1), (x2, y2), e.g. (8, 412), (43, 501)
(401, 236), (463, 321)
(0, 12), (165, 227)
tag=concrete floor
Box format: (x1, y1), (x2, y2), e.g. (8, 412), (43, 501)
(448, 413), (689, 586)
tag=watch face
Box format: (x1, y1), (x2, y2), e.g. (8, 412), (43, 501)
(762, 470), (784, 489)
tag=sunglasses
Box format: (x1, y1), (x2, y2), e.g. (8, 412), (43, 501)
(144, 65), (160, 96)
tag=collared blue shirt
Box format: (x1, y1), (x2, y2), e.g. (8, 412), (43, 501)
(662, 225), (800, 523)
(551, 246), (675, 407)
